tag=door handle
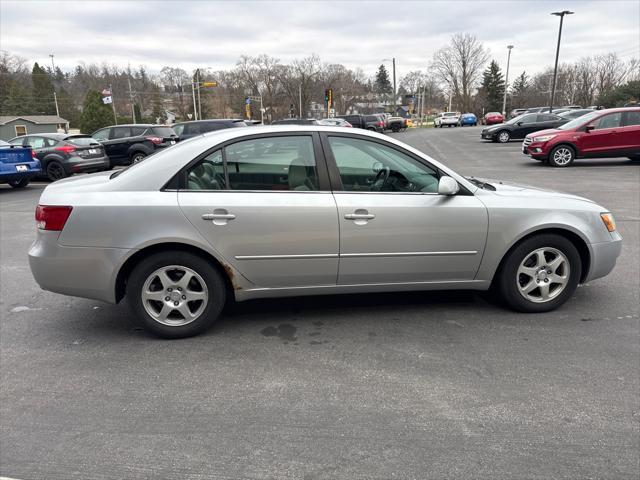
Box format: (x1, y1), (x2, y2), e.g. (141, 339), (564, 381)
(202, 213), (236, 220)
(345, 213), (375, 220)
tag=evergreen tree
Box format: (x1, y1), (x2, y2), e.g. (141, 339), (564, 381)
(3, 82), (32, 115)
(510, 71), (530, 108)
(31, 62), (56, 114)
(80, 90), (113, 134)
(374, 65), (392, 96)
(480, 60), (505, 112)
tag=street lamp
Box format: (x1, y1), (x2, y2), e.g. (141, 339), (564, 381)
(382, 58), (397, 110)
(501, 45), (514, 117)
(549, 10), (574, 113)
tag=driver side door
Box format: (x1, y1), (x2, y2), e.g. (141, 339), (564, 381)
(321, 134), (488, 285)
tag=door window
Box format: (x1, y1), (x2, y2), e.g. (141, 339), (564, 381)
(225, 136), (318, 191)
(328, 136), (439, 193)
(537, 114), (558, 122)
(24, 137), (47, 149)
(594, 113), (622, 130)
(92, 128), (110, 141)
(622, 111), (640, 127)
(185, 150), (226, 190)
(131, 126), (147, 136)
(110, 127), (132, 139)
(519, 114), (537, 123)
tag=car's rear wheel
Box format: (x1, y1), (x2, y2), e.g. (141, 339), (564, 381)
(548, 145), (575, 167)
(131, 152), (146, 163)
(45, 161), (66, 181)
(127, 251), (226, 338)
(497, 130), (510, 143)
(8, 178), (29, 188)
(497, 234), (581, 313)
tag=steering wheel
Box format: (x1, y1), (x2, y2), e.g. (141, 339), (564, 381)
(371, 166), (390, 191)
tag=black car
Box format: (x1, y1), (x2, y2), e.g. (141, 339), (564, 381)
(8, 133), (110, 181)
(91, 124), (178, 166)
(480, 113), (568, 143)
(271, 118), (319, 125)
(342, 114), (366, 129)
(557, 108), (594, 120)
(171, 119), (246, 141)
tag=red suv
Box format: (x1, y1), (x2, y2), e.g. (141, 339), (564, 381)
(523, 107), (640, 167)
(483, 112), (504, 125)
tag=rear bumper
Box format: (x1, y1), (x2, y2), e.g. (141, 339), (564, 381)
(585, 233), (623, 283)
(28, 231), (129, 303)
(65, 156), (111, 174)
(0, 160), (42, 182)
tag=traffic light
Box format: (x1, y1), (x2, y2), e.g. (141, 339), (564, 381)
(324, 89), (330, 102)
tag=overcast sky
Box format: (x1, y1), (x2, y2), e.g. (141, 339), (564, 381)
(1, 0), (638, 80)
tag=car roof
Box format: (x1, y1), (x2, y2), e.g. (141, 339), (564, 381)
(174, 119), (244, 125)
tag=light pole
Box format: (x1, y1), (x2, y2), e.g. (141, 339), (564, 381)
(382, 58), (397, 110)
(49, 54), (55, 72)
(549, 10), (574, 113)
(501, 45), (514, 117)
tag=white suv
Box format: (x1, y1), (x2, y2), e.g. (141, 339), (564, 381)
(434, 112), (461, 128)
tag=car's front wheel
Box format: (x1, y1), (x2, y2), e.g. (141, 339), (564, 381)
(548, 145), (575, 167)
(8, 178), (29, 188)
(497, 234), (581, 313)
(496, 130), (510, 143)
(127, 251), (226, 338)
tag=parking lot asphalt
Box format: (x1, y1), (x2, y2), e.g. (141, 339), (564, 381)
(1, 126), (638, 479)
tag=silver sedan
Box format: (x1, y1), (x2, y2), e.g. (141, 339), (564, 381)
(29, 126), (622, 338)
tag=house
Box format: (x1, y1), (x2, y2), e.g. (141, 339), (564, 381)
(0, 116), (69, 141)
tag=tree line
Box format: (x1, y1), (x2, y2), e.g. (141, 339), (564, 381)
(1, 34), (638, 133)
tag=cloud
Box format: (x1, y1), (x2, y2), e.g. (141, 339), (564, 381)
(1, 0), (638, 78)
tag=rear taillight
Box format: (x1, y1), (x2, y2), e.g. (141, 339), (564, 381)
(54, 145), (76, 154)
(146, 136), (163, 145)
(378, 121), (384, 127)
(31, 149), (37, 158)
(35, 205), (73, 231)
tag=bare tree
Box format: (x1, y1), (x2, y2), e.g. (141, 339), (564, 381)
(431, 33), (489, 111)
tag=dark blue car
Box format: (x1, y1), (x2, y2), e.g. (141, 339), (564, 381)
(459, 113), (478, 126)
(0, 140), (42, 188)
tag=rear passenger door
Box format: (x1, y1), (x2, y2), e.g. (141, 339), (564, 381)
(104, 127), (132, 160)
(620, 110), (640, 155)
(177, 133), (339, 288)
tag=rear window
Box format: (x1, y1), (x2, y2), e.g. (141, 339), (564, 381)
(172, 124), (185, 136)
(65, 136), (99, 146)
(444, 113), (459, 117)
(151, 127), (177, 137)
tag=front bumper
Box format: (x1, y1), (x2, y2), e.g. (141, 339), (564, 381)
(584, 232), (623, 283)
(481, 131), (496, 140)
(29, 231), (130, 303)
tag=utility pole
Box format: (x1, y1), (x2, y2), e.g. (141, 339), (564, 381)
(53, 91), (60, 117)
(127, 74), (136, 123)
(49, 54), (55, 72)
(191, 78), (198, 121)
(550, 10), (574, 113)
(392, 57), (396, 109)
(298, 83), (303, 118)
(109, 84), (118, 125)
(196, 69), (202, 120)
(502, 45), (514, 117)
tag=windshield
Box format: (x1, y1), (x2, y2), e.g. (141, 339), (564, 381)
(557, 111), (600, 130)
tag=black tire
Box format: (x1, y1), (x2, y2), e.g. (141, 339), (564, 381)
(496, 234), (581, 313)
(496, 130), (510, 143)
(127, 251), (227, 338)
(130, 151), (147, 164)
(548, 145), (575, 167)
(8, 178), (29, 188)
(45, 161), (66, 181)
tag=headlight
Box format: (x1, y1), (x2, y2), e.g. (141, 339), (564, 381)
(533, 134), (557, 142)
(600, 212), (616, 232)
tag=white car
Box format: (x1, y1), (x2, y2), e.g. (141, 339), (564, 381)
(434, 112), (461, 128)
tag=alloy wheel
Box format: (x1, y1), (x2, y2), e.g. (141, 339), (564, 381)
(46, 162), (65, 181)
(141, 265), (209, 326)
(498, 131), (510, 143)
(516, 247), (570, 303)
(552, 147), (573, 166)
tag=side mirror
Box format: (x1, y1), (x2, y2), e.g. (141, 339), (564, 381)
(516, 121), (523, 126)
(585, 124), (595, 132)
(438, 176), (459, 196)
